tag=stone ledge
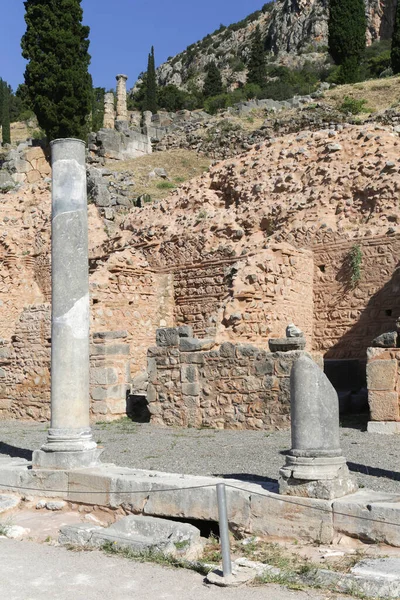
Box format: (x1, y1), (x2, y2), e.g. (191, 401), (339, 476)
(368, 421), (400, 434)
(1, 461), (400, 547)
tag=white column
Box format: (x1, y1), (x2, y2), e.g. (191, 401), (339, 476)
(33, 139), (100, 469)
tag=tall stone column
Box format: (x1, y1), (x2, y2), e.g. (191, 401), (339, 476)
(103, 92), (115, 129)
(116, 74), (128, 122)
(279, 355), (357, 500)
(33, 139), (100, 470)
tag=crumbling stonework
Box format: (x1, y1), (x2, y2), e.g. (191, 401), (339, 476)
(147, 326), (320, 430)
(313, 235), (400, 359)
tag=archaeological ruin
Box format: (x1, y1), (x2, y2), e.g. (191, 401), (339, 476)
(2, 73), (400, 436)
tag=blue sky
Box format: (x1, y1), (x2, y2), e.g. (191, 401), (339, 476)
(1, 0), (268, 92)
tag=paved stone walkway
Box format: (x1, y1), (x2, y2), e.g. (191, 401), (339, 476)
(0, 538), (355, 600)
(0, 417), (399, 493)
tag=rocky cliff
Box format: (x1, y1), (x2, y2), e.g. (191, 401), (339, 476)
(135, 0), (396, 93)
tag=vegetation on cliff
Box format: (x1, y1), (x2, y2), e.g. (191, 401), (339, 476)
(328, 0), (367, 83)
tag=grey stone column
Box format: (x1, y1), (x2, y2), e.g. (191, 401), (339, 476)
(279, 355), (357, 499)
(116, 74), (128, 122)
(33, 139), (100, 470)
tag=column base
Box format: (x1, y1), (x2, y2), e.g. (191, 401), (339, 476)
(279, 455), (358, 500)
(32, 427), (102, 470)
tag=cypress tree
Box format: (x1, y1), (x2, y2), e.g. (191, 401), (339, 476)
(247, 26), (266, 86)
(1, 82), (11, 145)
(328, 0), (367, 83)
(21, 0), (92, 141)
(203, 61), (223, 97)
(145, 46), (157, 114)
(391, 0), (400, 74)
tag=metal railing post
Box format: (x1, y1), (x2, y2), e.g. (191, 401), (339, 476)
(216, 483), (232, 578)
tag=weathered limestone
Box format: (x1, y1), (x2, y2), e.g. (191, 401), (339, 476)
(33, 139), (99, 469)
(59, 514), (203, 559)
(367, 346), (400, 432)
(116, 74), (128, 123)
(279, 355), (357, 499)
(103, 92), (115, 129)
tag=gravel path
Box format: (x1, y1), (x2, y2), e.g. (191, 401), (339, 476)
(0, 416), (399, 494)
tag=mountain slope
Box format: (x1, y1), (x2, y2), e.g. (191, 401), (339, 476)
(133, 0), (396, 94)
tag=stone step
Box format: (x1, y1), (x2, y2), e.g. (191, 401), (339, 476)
(0, 494), (21, 514)
(59, 514), (203, 560)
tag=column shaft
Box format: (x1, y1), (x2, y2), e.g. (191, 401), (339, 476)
(33, 139), (99, 469)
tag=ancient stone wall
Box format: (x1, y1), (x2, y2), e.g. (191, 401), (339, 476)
(313, 235), (400, 359)
(147, 326), (319, 430)
(159, 244), (314, 350)
(90, 258), (175, 377)
(0, 305), (132, 422)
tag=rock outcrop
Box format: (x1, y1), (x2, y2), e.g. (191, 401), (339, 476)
(134, 0), (397, 94)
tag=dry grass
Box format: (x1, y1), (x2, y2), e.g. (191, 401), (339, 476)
(324, 75), (400, 113)
(105, 149), (211, 202)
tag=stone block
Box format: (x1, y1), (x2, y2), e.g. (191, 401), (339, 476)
(183, 352), (205, 365)
(59, 515), (203, 559)
(219, 342), (236, 358)
(369, 390), (399, 421)
(91, 384), (126, 401)
(147, 357), (157, 384)
(236, 345), (258, 358)
(250, 491), (334, 544)
(254, 356), (274, 376)
(367, 421), (400, 434)
(156, 328), (179, 348)
(90, 367), (118, 385)
(182, 382), (200, 396)
(367, 360), (397, 391)
(179, 338), (215, 352)
(181, 364), (198, 383)
(93, 331), (128, 341)
(26, 170), (41, 184)
(177, 325), (193, 338)
(90, 343), (130, 356)
(333, 490), (400, 546)
(147, 383), (157, 403)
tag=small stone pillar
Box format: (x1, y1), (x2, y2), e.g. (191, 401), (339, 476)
(33, 139), (100, 470)
(116, 74), (128, 122)
(90, 331), (131, 421)
(279, 355), (357, 499)
(103, 92), (115, 129)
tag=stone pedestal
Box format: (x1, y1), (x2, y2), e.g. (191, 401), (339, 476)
(279, 355), (357, 500)
(33, 139), (100, 470)
(103, 92), (115, 129)
(116, 74), (128, 123)
(366, 347), (400, 433)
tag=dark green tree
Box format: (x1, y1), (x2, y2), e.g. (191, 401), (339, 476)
(91, 86), (105, 132)
(203, 61), (223, 97)
(328, 0), (367, 83)
(247, 26), (266, 86)
(0, 80), (11, 145)
(391, 0), (400, 74)
(145, 46), (157, 113)
(21, 0), (92, 141)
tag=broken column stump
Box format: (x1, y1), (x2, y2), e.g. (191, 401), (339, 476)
(279, 354), (357, 500)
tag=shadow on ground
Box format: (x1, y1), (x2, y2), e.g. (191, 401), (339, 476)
(348, 461), (400, 483)
(0, 442), (32, 461)
(216, 473), (278, 491)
